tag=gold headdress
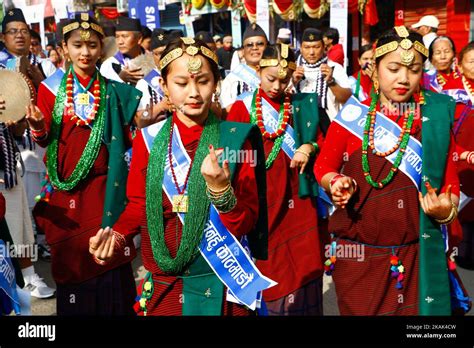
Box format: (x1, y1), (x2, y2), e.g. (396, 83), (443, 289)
(62, 12), (105, 40)
(374, 26), (428, 66)
(259, 44), (297, 79)
(159, 37), (219, 74)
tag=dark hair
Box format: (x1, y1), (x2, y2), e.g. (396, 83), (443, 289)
(160, 38), (220, 83)
(375, 28), (427, 65)
(141, 26), (152, 39)
(261, 43), (296, 63)
(428, 36), (456, 62)
(324, 28), (339, 45)
(459, 41), (474, 63)
(359, 43), (373, 58)
(63, 16), (104, 44)
(47, 48), (58, 58)
(29, 29), (41, 43)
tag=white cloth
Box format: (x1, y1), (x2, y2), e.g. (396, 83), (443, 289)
(423, 32), (438, 51)
(0, 168), (35, 248)
(220, 64), (259, 109)
(37, 57), (56, 78)
(423, 32), (438, 71)
(135, 78), (152, 110)
(296, 60), (351, 120)
(230, 50), (245, 72)
(135, 69), (163, 110)
(100, 55), (125, 83)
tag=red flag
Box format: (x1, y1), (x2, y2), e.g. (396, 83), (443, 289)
(364, 0), (379, 26)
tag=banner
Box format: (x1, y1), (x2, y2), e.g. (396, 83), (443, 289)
(256, 0), (270, 40)
(129, 0), (160, 29)
(329, 0), (348, 68)
(231, 7), (242, 48)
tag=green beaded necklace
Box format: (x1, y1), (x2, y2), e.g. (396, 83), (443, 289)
(249, 90), (286, 169)
(146, 113), (219, 274)
(46, 67), (106, 191)
(355, 71), (361, 99)
(361, 91), (415, 189)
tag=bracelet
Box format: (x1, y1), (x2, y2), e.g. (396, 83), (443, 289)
(206, 182), (231, 195)
(206, 185), (237, 213)
(467, 151), (474, 165)
(329, 173), (358, 192)
(434, 201), (458, 225)
(93, 254), (108, 266)
(295, 149), (311, 159)
(113, 230), (127, 252)
(327, 78), (336, 87)
(329, 174), (345, 191)
(30, 127), (47, 137)
(31, 131), (48, 142)
(308, 141), (319, 154)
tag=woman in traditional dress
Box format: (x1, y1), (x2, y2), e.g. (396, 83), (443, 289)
(349, 43), (375, 102)
(454, 41), (474, 270)
(25, 13), (142, 315)
(226, 43), (326, 315)
(88, 37), (269, 316)
(424, 36), (469, 111)
(315, 26), (467, 315)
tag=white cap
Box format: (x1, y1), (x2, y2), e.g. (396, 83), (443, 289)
(277, 28), (291, 40)
(411, 15), (439, 29)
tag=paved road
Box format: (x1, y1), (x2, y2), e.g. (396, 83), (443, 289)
(30, 253), (474, 316)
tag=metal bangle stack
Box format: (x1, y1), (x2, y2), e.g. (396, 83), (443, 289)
(205, 182), (237, 213)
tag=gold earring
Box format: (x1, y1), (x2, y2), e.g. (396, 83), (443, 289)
(373, 79), (379, 94)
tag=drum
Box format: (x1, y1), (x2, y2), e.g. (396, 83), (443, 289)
(0, 69), (36, 123)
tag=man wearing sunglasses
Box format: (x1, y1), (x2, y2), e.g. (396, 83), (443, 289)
(220, 23), (267, 112)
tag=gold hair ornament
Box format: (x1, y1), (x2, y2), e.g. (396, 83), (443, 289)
(159, 37), (219, 73)
(374, 26), (428, 66)
(62, 12), (105, 38)
(259, 44), (296, 79)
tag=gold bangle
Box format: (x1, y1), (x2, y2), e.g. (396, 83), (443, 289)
(295, 149), (311, 159)
(434, 201), (458, 225)
(206, 182), (231, 194)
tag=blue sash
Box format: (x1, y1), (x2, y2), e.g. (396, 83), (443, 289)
(0, 48), (14, 69)
(42, 68), (98, 130)
(239, 91), (334, 217)
(0, 241), (21, 315)
(424, 69), (441, 93)
(142, 121), (276, 310)
(239, 92), (297, 159)
(143, 69), (164, 100)
(114, 51), (127, 66)
(229, 64), (260, 90)
(335, 96), (423, 191)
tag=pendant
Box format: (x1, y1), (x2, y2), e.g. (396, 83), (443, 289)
(77, 93), (89, 105)
(172, 194), (188, 213)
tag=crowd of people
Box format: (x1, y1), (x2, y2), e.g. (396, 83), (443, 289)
(0, 8), (473, 316)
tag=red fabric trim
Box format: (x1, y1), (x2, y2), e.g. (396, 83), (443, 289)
(100, 8), (120, 20)
(244, 0), (256, 15)
(274, 0), (293, 12)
